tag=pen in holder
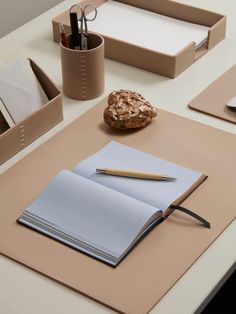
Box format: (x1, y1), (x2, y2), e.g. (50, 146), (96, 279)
(60, 32), (104, 100)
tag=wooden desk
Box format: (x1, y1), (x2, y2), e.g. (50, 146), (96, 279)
(0, 0), (235, 313)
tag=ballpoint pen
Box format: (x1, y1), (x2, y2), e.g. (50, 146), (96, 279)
(96, 168), (176, 181)
(59, 24), (68, 48)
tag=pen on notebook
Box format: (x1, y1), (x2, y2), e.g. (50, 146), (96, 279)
(59, 24), (68, 48)
(69, 12), (80, 50)
(96, 168), (176, 181)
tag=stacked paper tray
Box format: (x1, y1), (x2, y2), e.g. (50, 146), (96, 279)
(52, 0), (226, 78)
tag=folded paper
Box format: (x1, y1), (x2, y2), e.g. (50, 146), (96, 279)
(0, 58), (47, 123)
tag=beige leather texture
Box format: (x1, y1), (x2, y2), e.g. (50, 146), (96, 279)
(52, 0), (226, 78)
(189, 65), (236, 124)
(60, 33), (104, 100)
(0, 59), (63, 165)
(0, 100), (235, 314)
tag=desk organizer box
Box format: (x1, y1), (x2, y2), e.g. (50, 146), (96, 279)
(0, 59), (63, 165)
(52, 0), (226, 78)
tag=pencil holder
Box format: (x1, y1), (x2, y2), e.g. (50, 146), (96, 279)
(60, 33), (104, 100)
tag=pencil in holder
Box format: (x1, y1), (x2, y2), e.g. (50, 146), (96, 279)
(60, 33), (104, 100)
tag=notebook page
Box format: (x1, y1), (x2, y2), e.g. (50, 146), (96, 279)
(74, 141), (203, 212)
(21, 170), (158, 258)
(86, 0), (209, 56)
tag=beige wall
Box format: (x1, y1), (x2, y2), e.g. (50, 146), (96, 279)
(0, 0), (63, 38)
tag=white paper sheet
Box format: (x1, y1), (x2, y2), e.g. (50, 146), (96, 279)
(0, 52), (47, 123)
(22, 170), (158, 260)
(0, 98), (15, 127)
(87, 0), (209, 55)
(0, 46), (48, 126)
(74, 141), (203, 212)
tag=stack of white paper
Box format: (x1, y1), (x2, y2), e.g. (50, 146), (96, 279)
(87, 0), (209, 55)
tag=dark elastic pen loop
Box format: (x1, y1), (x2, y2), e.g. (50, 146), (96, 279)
(168, 205), (211, 229)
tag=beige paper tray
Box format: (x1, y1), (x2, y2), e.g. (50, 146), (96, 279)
(52, 0), (226, 78)
(0, 59), (63, 165)
(189, 65), (236, 124)
(0, 99), (236, 314)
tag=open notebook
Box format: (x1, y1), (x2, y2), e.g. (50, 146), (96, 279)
(18, 141), (207, 266)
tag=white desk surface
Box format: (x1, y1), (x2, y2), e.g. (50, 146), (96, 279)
(0, 0), (235, 313)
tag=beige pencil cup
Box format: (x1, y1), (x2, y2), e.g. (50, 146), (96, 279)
(60, 33), (104, 100)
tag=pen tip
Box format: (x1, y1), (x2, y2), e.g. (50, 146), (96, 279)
(162, 176), (177, 181)
(96, 168), (105, 173)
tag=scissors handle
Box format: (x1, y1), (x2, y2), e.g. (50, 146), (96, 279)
(69, 3), (97, 50)
(81, 4), (97, 37)
(82, 4), (97, 21)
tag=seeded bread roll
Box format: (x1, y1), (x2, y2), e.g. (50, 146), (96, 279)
(104, 90), (157, 129)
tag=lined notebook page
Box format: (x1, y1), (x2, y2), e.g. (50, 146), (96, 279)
(87, 0), (209, 55)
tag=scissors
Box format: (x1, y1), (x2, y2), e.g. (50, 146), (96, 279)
(70, 4), (97, 50)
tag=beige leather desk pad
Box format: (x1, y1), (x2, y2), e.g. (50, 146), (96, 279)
(189, 65), (236, 124)
(0, 99), (235, 314)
